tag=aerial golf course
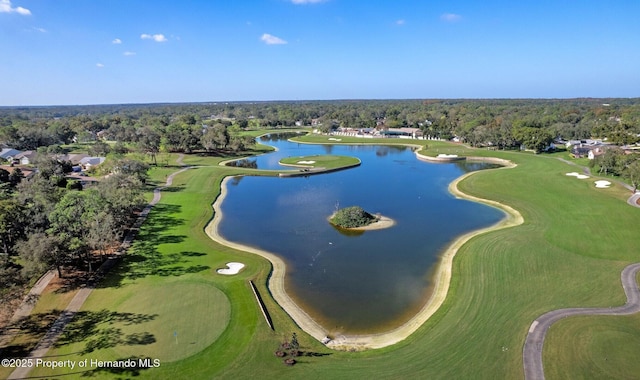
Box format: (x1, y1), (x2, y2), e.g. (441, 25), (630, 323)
(15, 132), (640, 380)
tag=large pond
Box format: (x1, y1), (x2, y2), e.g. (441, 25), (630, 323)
(219, 134), (504, 333)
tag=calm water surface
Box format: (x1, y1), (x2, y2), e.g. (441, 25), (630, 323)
(219, 134), (504, 333)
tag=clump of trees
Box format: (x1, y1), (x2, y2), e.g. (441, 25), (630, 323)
(589, 147), (640, 192)
(275, 333), (300, 366)
(330, 206), (378, 228)
(0, 157), (147, 308)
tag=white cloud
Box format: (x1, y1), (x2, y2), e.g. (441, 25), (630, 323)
(291, 0), (327, 4)
(141, 33), (168, 42)
(441, 13), (462, 22)
(0, 0), (31, 15)
(33, 27), (47, 33)
(96, 63), (104, 68)
(260, 33), (287, 45)
(396, 19), (406, 26)
(112, 38), (122, 44)
(123, 51), (136, 56)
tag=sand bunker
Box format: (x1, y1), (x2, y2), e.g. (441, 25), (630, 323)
(217, 262), (245, 275)
(297, 160), (316, 164)
(566, 172), (590, 179)
(328, 138), (342, 141)
(437, 154), (458, 158)
(594, 180), (611, 188)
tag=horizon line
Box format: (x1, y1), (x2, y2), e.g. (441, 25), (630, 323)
(2, 96), (639, 108)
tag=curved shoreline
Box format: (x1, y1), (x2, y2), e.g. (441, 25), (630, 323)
(204, 157), (523, 350)
(205, 176), (330, 342)
(349, 215), (395, 231)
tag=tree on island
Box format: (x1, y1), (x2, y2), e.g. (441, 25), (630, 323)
(330, 206), (378, 228)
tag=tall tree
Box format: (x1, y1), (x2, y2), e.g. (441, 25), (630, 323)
(87, 211), (121, 262)
(625, 159), (640, 193)
(137, 126), (161, 165)
(17, 232), (65, 278)
(0, 199), (25, 255)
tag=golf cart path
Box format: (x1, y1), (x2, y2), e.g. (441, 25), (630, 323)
(7, 159), (190, 380)
(523, 262), (640, 380)
(0, 270), (57, 348)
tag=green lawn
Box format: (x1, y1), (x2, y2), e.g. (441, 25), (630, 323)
(544, 312), (640, 379)
(279, 154), (360, 169)
(20, 136), (640, 379)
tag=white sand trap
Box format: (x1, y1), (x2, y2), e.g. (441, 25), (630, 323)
(437, 154), (459, 158)
(217, 262), (245, 275)
(594, 180), (611, 188)
(297, 160), (316, 164)
(328, 138), (342, 141)
(566, 172), (590, 179)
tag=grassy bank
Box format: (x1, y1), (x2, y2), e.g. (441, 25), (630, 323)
(279, 154), (360, 170)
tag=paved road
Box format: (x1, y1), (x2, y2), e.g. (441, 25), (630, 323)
(8, 161), (191, 380)
(627, 192), (640, 208)
(523, 263), (640, 380)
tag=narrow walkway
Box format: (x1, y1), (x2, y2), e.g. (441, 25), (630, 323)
(522, 263), (640, 380)
(8, 159), (191, 380)
(0, 270), (56, 348)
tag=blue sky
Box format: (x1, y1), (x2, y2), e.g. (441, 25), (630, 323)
(1, 0), (639, 105)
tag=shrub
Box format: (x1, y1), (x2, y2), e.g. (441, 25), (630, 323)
(330, 206), (377, 228)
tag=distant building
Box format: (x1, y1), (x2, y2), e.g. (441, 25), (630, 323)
(14, 151), (37, 165)
(0, 148), (23, 163)
(79, 156), (106, 170)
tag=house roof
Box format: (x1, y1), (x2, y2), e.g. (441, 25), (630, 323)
(0, 148), (23, 159)
(0, 165), (35, 178)
(79, 156), (106, 166)
(15, 150), (37, 159)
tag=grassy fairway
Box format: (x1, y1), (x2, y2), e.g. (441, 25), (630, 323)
(543, 313), (640, 379)
(22, 137), (640, 379)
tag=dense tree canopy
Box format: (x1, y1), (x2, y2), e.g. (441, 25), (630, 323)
(2, 99), (639, 154)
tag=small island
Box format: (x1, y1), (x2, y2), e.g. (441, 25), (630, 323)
(329, 206), (395, 231)
(279, 154), (361, 174)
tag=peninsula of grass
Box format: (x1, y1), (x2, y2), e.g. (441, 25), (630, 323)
(18, 133), (640, 380)
(278, 154), (360, 170)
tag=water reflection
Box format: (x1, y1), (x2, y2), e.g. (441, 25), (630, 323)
(329, 224), (366, 237)
(226, 158), (257, 168)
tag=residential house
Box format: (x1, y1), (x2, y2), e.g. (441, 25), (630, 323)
(572, 144), (617, 160)
(571, 145), (593, 158)
(0, 148), (23, 163)
(15, 151), (37, 165)
(0, 165), (35, 180)
(79, 156), (106, 170)
(588, 147), (606, 160)
(57, 153), (88, 165)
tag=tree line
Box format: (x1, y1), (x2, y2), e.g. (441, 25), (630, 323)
(2, 99), (639, 153)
